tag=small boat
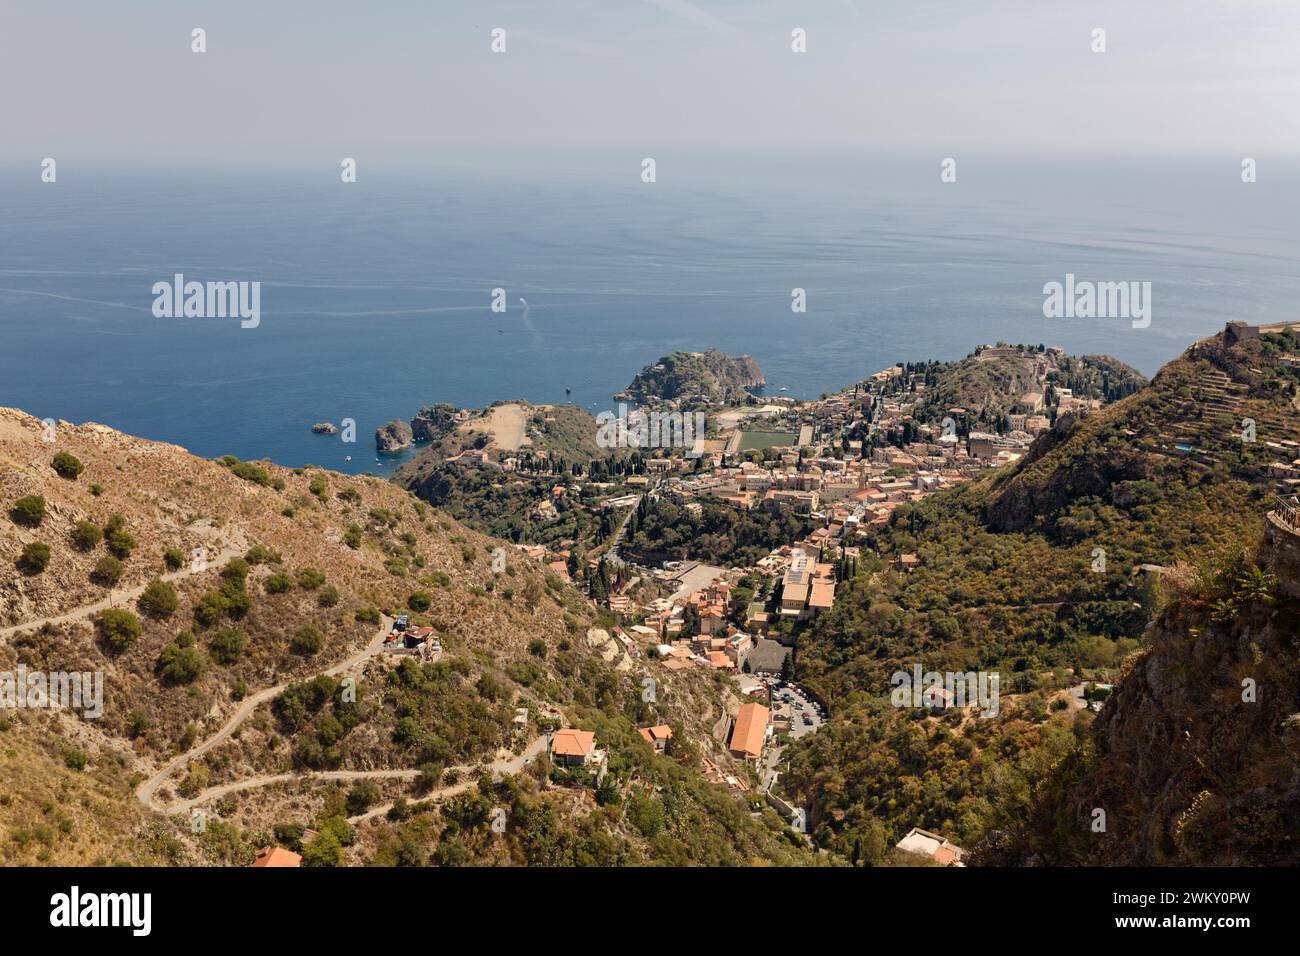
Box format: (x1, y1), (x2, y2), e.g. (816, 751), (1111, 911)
(344, 455), (351, 462)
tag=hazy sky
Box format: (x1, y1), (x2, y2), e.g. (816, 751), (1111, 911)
(3, 0), (1299, 163)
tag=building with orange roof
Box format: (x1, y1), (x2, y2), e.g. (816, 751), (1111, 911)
(637, 724), (673, 753)
(707, 649), (733, 670)
(550, 728), (597, 766)
(252, 847), (301, 868)
(728, 702), (770, 761)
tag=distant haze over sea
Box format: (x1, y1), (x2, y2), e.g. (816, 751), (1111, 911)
(2, 153), (1298, 475)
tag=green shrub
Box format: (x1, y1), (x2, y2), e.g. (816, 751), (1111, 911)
(98, 608), (142, 652)
(138, 579), (179, 617)
(345, 780), (381, 816)
(208, 628), (246, 665)
(72, 520), (103, 551)
(193, 590), (229, 626)
(17, 542), (51, 574)
(317, 585), (340, 608)
(407, 591), (432, 612)
(297, 567), (326, 590)
(51, 451), (84, 480)
(158, 641), (206, 684)
(63, 748), (88, 771)
(91, 556), (124, 586)
(104, 519), (135, 558)
(163, 547), (184, 571)
(292, 624), (326, 655)
(221, 557), (249, 581)
(12, 495), (45, 527)
(264, 573), (293, 594)
(244, 544), (281, 565)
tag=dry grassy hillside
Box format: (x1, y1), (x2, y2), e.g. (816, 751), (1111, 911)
(0, 408), (814, 866)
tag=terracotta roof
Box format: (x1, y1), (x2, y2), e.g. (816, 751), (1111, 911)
(252, 847), (301, 868)
(729, 703), (770, 759)
(551, 728), (595, 758)
(809, 580), (836, 609)
(638, 724), (673, 743)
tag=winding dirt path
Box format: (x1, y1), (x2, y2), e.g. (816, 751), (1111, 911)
(0, 544), (244, 641)
(136, 615), (395, 813)
(347, 734), (550, 823)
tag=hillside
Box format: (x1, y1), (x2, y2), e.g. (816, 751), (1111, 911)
(976, 515), (1300, 865)
(616, 348), (765, 409)
(0, 408), (817, 867)
(783, 323), (1300, 858)
(909, 345), (1145, 429)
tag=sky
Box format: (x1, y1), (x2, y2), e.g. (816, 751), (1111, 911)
(2, 0), (1299, 165)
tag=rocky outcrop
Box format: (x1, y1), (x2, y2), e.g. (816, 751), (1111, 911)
(616, 348), (764, 408)
(979, 538), (1300, 867)
(374, 419), (413, 453)
(311, 422), (338, 435)
(1262, 508), (1300, 600)
(409, 404), (457, 443)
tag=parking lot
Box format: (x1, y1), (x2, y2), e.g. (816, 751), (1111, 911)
(757, 674), (825, 740)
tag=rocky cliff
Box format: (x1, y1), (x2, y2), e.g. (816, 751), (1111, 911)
(977, 525), (1300, 866)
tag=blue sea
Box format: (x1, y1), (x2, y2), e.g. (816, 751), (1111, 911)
(2, 153), (1298, 475)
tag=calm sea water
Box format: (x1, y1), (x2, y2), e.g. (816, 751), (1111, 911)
(2, 154), (1298, 475)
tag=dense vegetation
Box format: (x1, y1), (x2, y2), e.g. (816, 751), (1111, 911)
(625, 496), (813, 567)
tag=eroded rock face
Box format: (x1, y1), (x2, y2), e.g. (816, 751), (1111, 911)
(1262, 511), (1300, 599)
(979, 551), (1300, 867)
(375, 419), (413, 453)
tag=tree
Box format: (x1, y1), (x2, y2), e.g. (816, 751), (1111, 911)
(138, 579), (179, 617)
(72, 520), (103, 551)
(158, 639), (206, 684)
(91, 555), (124, 586)
(17, 542), (51, 574)
(407, 591), (432, 612)
(106, 526), (136, 559)
(208, 627), (247, 664)
(345, 780), (381, 816)
(292, 624), (326, 655)
(51, 451), (84, 479)
(98, 608), (142, 652)
(300, 830), (343, 867)
(12, 495), (45, 527)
